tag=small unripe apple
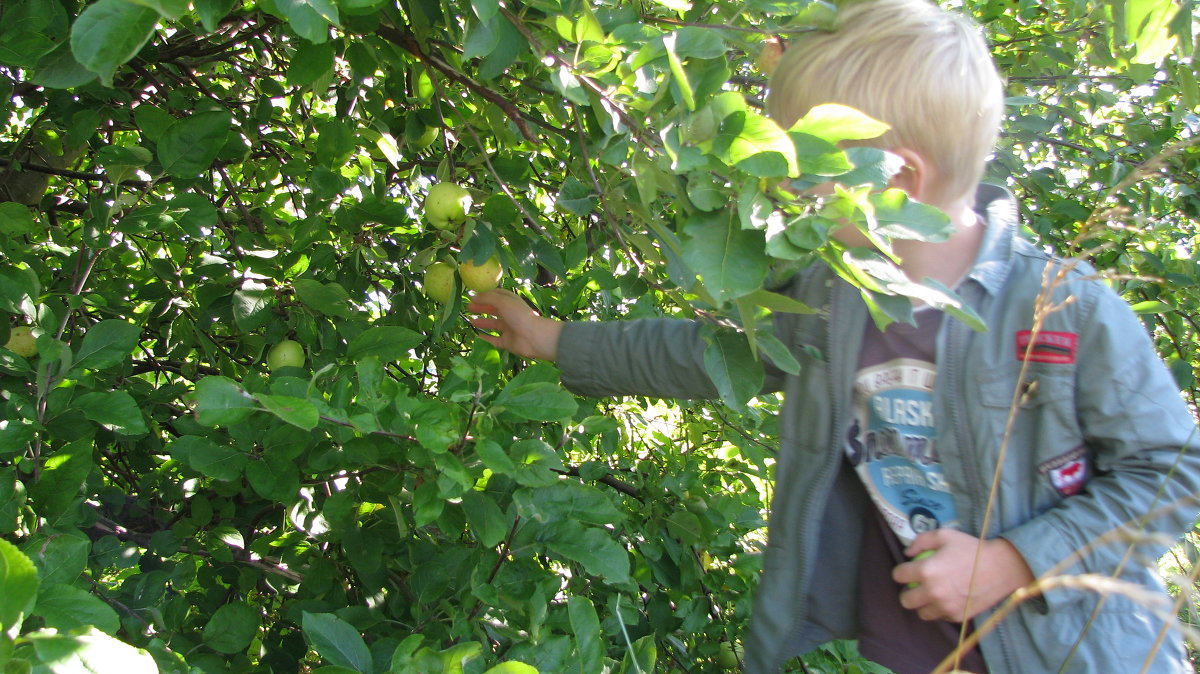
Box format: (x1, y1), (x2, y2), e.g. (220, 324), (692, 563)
(906, 549), (935, 589)
(757, 37), (785, 75)
(266, 339), (305, 370)
(410, 124), (439, 149)
(682, 107), (717, 145)
(458, 256), (502, 293)
(424, 182), (472, 230)
(423, 261), (457, 304)
(4, 326), (37, 358)
(717, 641), (738, 670)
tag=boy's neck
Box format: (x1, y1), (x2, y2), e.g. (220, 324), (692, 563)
(893, 197), (984, 289)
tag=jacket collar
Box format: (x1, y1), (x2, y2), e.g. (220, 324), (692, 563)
(965, 183), (1020, 295)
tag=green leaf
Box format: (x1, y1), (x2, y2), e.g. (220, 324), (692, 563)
(870, 188), (953, 242)
(195, 0), (238, 31)
(471, 0), (500, 21)
(203, 602), (260, 654)
(0, 202), (36, 237)
(538, 520), (630, 584)
(303, 611), (374, 671)
(287, 40), (335, 87)
(72, 320), (140, 372)
(702, 326), (764, 410)
(347, 326), (425, 361)
(0, 538), (38, 637)
(31, 41), (98, 88)
(619, 634), (657, 674)
(29, 442), (93, 520)
(568, 596), (603, 673)
(789, 103), (890, 144)
(741, 288), (817, 314)
(256, 393), (320, 430)
(681, 213), (768, 304)
(23, 531), (89, 586)
(461, 491), (509, 548)
(715, 110), (797, 177)
(69, 0), (159, 86)
(193, 376), (257, 426)
(170, 435), (247, 481)
(0, 0), (67, 67)
(663, 32), (695, 110)
(126, 0), (190, 19)
(74, 390), (149, 435)
(686, 172), (726, 211)
(494, 381), (578, 421)
(24, 628), (158, 672)
(475, 438), (517, 475)
(157, 110), (233, 177)
(293, 279), (353, 317)
(556, 177), (596, 217)
(513, 482), (624, 526)
(1125, 0), (1180, 63)
(233, 285), (274, 332)
(464, 16), (501, 60)
(756, 331), (802, 376)
(275, 0), (340, 43)
(0, 421), (35, 460)
(34, 584), (121, 635)
(668, 26), (727, 59)
(1130, 300), (1174, 314)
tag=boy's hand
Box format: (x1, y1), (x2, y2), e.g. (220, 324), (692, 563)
(466, 289), (564, 362)
(893, 528), (1034, 622)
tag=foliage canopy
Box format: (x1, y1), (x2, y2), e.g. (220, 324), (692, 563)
(0, 0), (1197, 671)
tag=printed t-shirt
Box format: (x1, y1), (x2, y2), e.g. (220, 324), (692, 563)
(846, 308), (988, 673)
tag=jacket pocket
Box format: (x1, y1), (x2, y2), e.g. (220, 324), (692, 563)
(975, 365), (1084, 519)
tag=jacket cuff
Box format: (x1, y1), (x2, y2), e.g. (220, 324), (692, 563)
(556, 321), (604, 397)
(999, 517), (1082, 614)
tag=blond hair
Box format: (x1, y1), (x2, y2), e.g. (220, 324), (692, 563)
(766, 0), (1005, 203)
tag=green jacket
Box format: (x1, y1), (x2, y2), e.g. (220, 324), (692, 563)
(557, 185), (1200, 673)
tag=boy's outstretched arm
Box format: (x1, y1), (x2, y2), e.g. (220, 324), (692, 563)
(467, 289), (564, 361)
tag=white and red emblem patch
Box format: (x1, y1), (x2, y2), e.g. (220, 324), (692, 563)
(1039, 446), (1089, 496)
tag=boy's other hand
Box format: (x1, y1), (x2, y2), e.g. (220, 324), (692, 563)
(894, 529), (1034, 622)
(467, 289), (564, 362)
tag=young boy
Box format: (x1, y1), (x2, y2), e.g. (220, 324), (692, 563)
(468, 0), (1200, 671)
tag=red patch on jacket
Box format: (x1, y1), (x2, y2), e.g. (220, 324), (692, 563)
(1039, 446), (1089, 497)
(1016, 330), (1077, 364)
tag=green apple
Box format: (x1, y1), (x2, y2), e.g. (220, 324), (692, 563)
(410, 124), (439, 149)
(4, 326), (37, 358)
(681, 107), (717, 145)
(424, 182), (472, 230)
(717, 641), (738, 670)
(423, 261), (457, 304)
(906, 549), (935, 589)
(266, 339), (305, 370)
(458, 256), (502, 293)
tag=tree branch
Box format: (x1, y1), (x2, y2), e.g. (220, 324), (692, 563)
(374, 23), (539, 144)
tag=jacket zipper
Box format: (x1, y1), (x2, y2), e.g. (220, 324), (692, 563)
(943, 289), (1019, 673)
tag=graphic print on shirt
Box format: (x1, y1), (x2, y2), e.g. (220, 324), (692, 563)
(846, 357), (959, 545)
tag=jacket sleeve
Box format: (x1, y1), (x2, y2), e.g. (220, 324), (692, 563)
(556, 318), (720, 399)
(999, 284), (1200, 609)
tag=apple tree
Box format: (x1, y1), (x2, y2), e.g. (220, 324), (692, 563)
(0, 0), (1197, 672)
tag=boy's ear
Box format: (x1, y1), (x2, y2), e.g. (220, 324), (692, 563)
(887, 148), (934, 202)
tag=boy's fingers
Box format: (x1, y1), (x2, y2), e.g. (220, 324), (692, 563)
(471, 318), (502, 332)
